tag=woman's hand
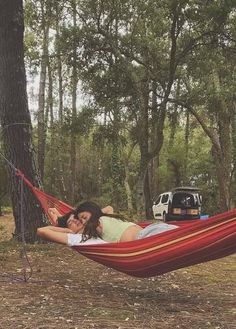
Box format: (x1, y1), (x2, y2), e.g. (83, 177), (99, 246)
(48, 208), (62, 225)
(48, 208), (62, 217)
(102, 205), (114, 214)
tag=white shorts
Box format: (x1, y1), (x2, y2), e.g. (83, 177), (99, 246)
(67, 233), (107, 246)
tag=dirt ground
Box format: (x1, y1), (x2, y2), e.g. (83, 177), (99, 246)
(0, 214), (235, 329)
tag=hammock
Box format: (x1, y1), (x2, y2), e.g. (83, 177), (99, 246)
(17, 170), (236, 278)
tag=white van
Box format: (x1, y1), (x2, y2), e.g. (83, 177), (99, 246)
(152, 187), (202, 222)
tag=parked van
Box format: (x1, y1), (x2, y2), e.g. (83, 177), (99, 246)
(152, 187), (202, 221)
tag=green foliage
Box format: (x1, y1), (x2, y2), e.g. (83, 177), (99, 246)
(23, 0), (236, 214)
(157, 116), (220, 215)
(62, 106), (96, 135)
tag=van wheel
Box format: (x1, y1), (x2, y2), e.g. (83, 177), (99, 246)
(163, 212), (167, 222)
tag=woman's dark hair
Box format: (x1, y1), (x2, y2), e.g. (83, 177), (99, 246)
(75, 201), (125, 241)
(57, 202), (103, 230)
(57, 210), (76, 228)
(74, 201), (103, 241)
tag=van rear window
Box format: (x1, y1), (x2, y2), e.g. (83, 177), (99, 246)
(172, 193), (198, 207)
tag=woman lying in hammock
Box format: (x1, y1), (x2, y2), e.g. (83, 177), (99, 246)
(37, 201), (178, 245)
(37, 204), (112, 246)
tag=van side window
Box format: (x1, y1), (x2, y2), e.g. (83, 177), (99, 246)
(161, 194), (169, 204)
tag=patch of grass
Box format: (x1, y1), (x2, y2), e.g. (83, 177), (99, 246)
(83, 306), (136, 320)
(0, 239), (19, 251)
(1, 206), (13, 214)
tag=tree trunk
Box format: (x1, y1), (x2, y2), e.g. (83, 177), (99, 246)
(212, 145), (231, 211)
(232, 104), (236, 207)
(183, 110), (190, 184)
(0, 0), (44, 243)
(55, 1), (67, 199)
(37, 0), (50, 181)
(69, 0), (78, 204)
(47, 51), (57, 193)
(56, 2), (63, 124)
(135, 2), (179, 217)
(123, 145), (135, 213)
(189, 94), (232, 211)
(136, 78), (150, 216)
(124, 165), (134, 213)
(111, 135), (123, 207)
(211, 71), (232, 211)
(144, 166), (153, 219)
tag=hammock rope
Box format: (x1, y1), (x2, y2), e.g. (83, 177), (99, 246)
(0, 152), (33, 282)
(0, 151), (235, 278)
(19, 173), (33, 282)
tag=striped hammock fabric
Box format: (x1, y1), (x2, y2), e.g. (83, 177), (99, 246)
(17, 170), (236, 278)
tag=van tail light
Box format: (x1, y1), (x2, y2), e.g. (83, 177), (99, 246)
(172, 208), (181, 215)
(187, 209), (199, 215)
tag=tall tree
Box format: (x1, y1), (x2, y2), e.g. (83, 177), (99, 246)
(74, 0), (210, 217)
(0, 0), (44, 242)
(37, 0), (52, 181)
(232, 104), (236, 207)
(179, 1), (236, 211)
(69, 0), (78, 203)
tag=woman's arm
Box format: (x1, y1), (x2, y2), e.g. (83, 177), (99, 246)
(37, 226), (72, 245)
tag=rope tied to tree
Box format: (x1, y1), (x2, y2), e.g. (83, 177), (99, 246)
(0, 122), (32, 131)
(0, 122), (42, 189)
(0, 151), (33, 282)
(0, 151), (18, 173)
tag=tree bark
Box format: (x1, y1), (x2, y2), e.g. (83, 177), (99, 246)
(124, 167), (134, 213)
(184, 110), (190, 184)
(123, 144), (136, 213)
(135, 78), (150, 217)
(37, 0), (51, 181)
(0, 0), (44, 242)
(47, 49), (57, 193)
(55, 2), (63, 124)
(69, 0), (78, 204)
(55, 1), (67, 199)
(232, 104), (236, 207)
